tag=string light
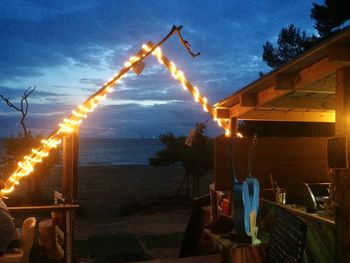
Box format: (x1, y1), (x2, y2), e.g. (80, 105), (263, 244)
(31, 149), (49, 157)
(72, 110), (87, 119)
(146, 43), (230, 134)
(0, 43), (152, 196)
(237, 132), (243, 138)
(1, 39), (232, 196)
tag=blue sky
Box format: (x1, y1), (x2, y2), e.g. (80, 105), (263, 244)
(0, 0), (321, 138)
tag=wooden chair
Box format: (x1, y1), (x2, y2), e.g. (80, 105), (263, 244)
(0, 217), (37, 263)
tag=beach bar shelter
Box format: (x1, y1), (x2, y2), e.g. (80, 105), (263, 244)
(212, 27), (350, 262)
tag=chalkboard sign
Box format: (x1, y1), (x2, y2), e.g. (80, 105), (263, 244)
(327, 136), (348, 168)
(266, 207), (308, 263)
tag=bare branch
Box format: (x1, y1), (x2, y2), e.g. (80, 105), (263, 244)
(24, 86), (36, 97)
(23, 96), (29, 116)
(0, 87), (36, 136)
(0, 95), (22, 112)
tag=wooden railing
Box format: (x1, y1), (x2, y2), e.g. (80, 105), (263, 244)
(8, 193), (79, 262)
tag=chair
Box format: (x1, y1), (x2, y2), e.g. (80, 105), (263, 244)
(0, 217), (37, 263)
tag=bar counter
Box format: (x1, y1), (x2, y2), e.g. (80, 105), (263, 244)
(259, 198), (335, 263)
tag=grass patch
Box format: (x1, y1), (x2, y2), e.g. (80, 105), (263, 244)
(142, 232), (184, 249)
(75, 233), (148, 262)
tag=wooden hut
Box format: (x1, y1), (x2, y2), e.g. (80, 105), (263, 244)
(209, 27), (350, 262)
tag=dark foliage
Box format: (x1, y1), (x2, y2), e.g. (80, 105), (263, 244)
(149, 132), (213, 178)
(311, 0), (350, 38)
(263, 0), (350, 69)
(149, 133), (187, 167)
(262, 24), (317, 68)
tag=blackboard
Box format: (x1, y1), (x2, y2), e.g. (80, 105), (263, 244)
(266, 206), (308, 263)
(327, 136), (348, 168)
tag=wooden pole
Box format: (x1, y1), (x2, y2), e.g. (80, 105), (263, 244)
(62, 129), (79, 263)
(335, 66), (350, 262)
(72, 129), (79, 202)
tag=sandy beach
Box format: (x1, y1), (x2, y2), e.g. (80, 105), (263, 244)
(39, 164), (212, 261)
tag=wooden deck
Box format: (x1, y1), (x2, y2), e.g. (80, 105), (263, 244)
(137, 254), (221, 263)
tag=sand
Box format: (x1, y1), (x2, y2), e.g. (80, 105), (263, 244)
(39, 165), (212, 260)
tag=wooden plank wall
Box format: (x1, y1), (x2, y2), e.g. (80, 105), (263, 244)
(214, 136), (330, 202)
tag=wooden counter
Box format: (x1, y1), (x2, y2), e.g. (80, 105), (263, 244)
(259, 199), (335, 263)
(260, 198), (335, 226)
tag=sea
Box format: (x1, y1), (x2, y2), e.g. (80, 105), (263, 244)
(0, 138), (164, 166)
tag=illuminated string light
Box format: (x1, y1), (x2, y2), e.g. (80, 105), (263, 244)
(9, 177), (20, 185)
(18, 161), (33, 174)
(1, 38), (232, 197)
(193, 87), (200, 102)
(94, 94), (107, 102)
(106, 86), (114, 93)
(63, 119), (82, 126)
(148, 45), (230, 135)
(237, 132), (243, 138)
(24, 156), (43, 163)
(58, 124), (74, 134)
(0, 42), (152, 196)
(41, 138), (62, 148)
(31, 149), (49, 157)
(72, 110), (87, 119)
(78, 105), (94, 113)
(202, 97), (209, 112)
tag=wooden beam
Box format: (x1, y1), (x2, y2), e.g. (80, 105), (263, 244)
(229, 103), (252, 118)
(293, 58), (341, 90)
(257, 85), (290, 106)
(231, 117), (238, 138)
(239, 109), (335, 122)
(8, 205), (79, 214)
(216, 107), (230, 119)
(240, 93), (257, 107)
(274, 74), (294, 90)
(263, 96), (335, 110)
(334, 66), (350, 263)
(328, 44), (350, 65)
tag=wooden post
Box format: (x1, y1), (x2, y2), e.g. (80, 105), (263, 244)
(62, 130), (79, 263)
(231, 117), (238, 138)
(335, 66), (350, 262)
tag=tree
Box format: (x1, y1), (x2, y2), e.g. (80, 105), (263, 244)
(0, 87), (59, 204)
(0, 87), (36, 136)
(262, 0), (350, 69)
(262, 24), (316, 68)
(311, 0), (350, 38)
(149, 128), (213, 198)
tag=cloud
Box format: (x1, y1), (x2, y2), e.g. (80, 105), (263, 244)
(0, 0), (318, 138)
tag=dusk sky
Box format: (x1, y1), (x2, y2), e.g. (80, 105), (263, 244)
(0, 0), (321, 138)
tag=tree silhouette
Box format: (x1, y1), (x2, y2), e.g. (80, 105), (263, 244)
(149, 131), (213, 198)
(0, 87), (36, 136)
(311, 0), (350, 38)
(262, 25), (316, 68)
(262, 0), (350, 69)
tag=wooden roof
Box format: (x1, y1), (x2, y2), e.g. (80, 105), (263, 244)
(215, 26), (350, 123)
